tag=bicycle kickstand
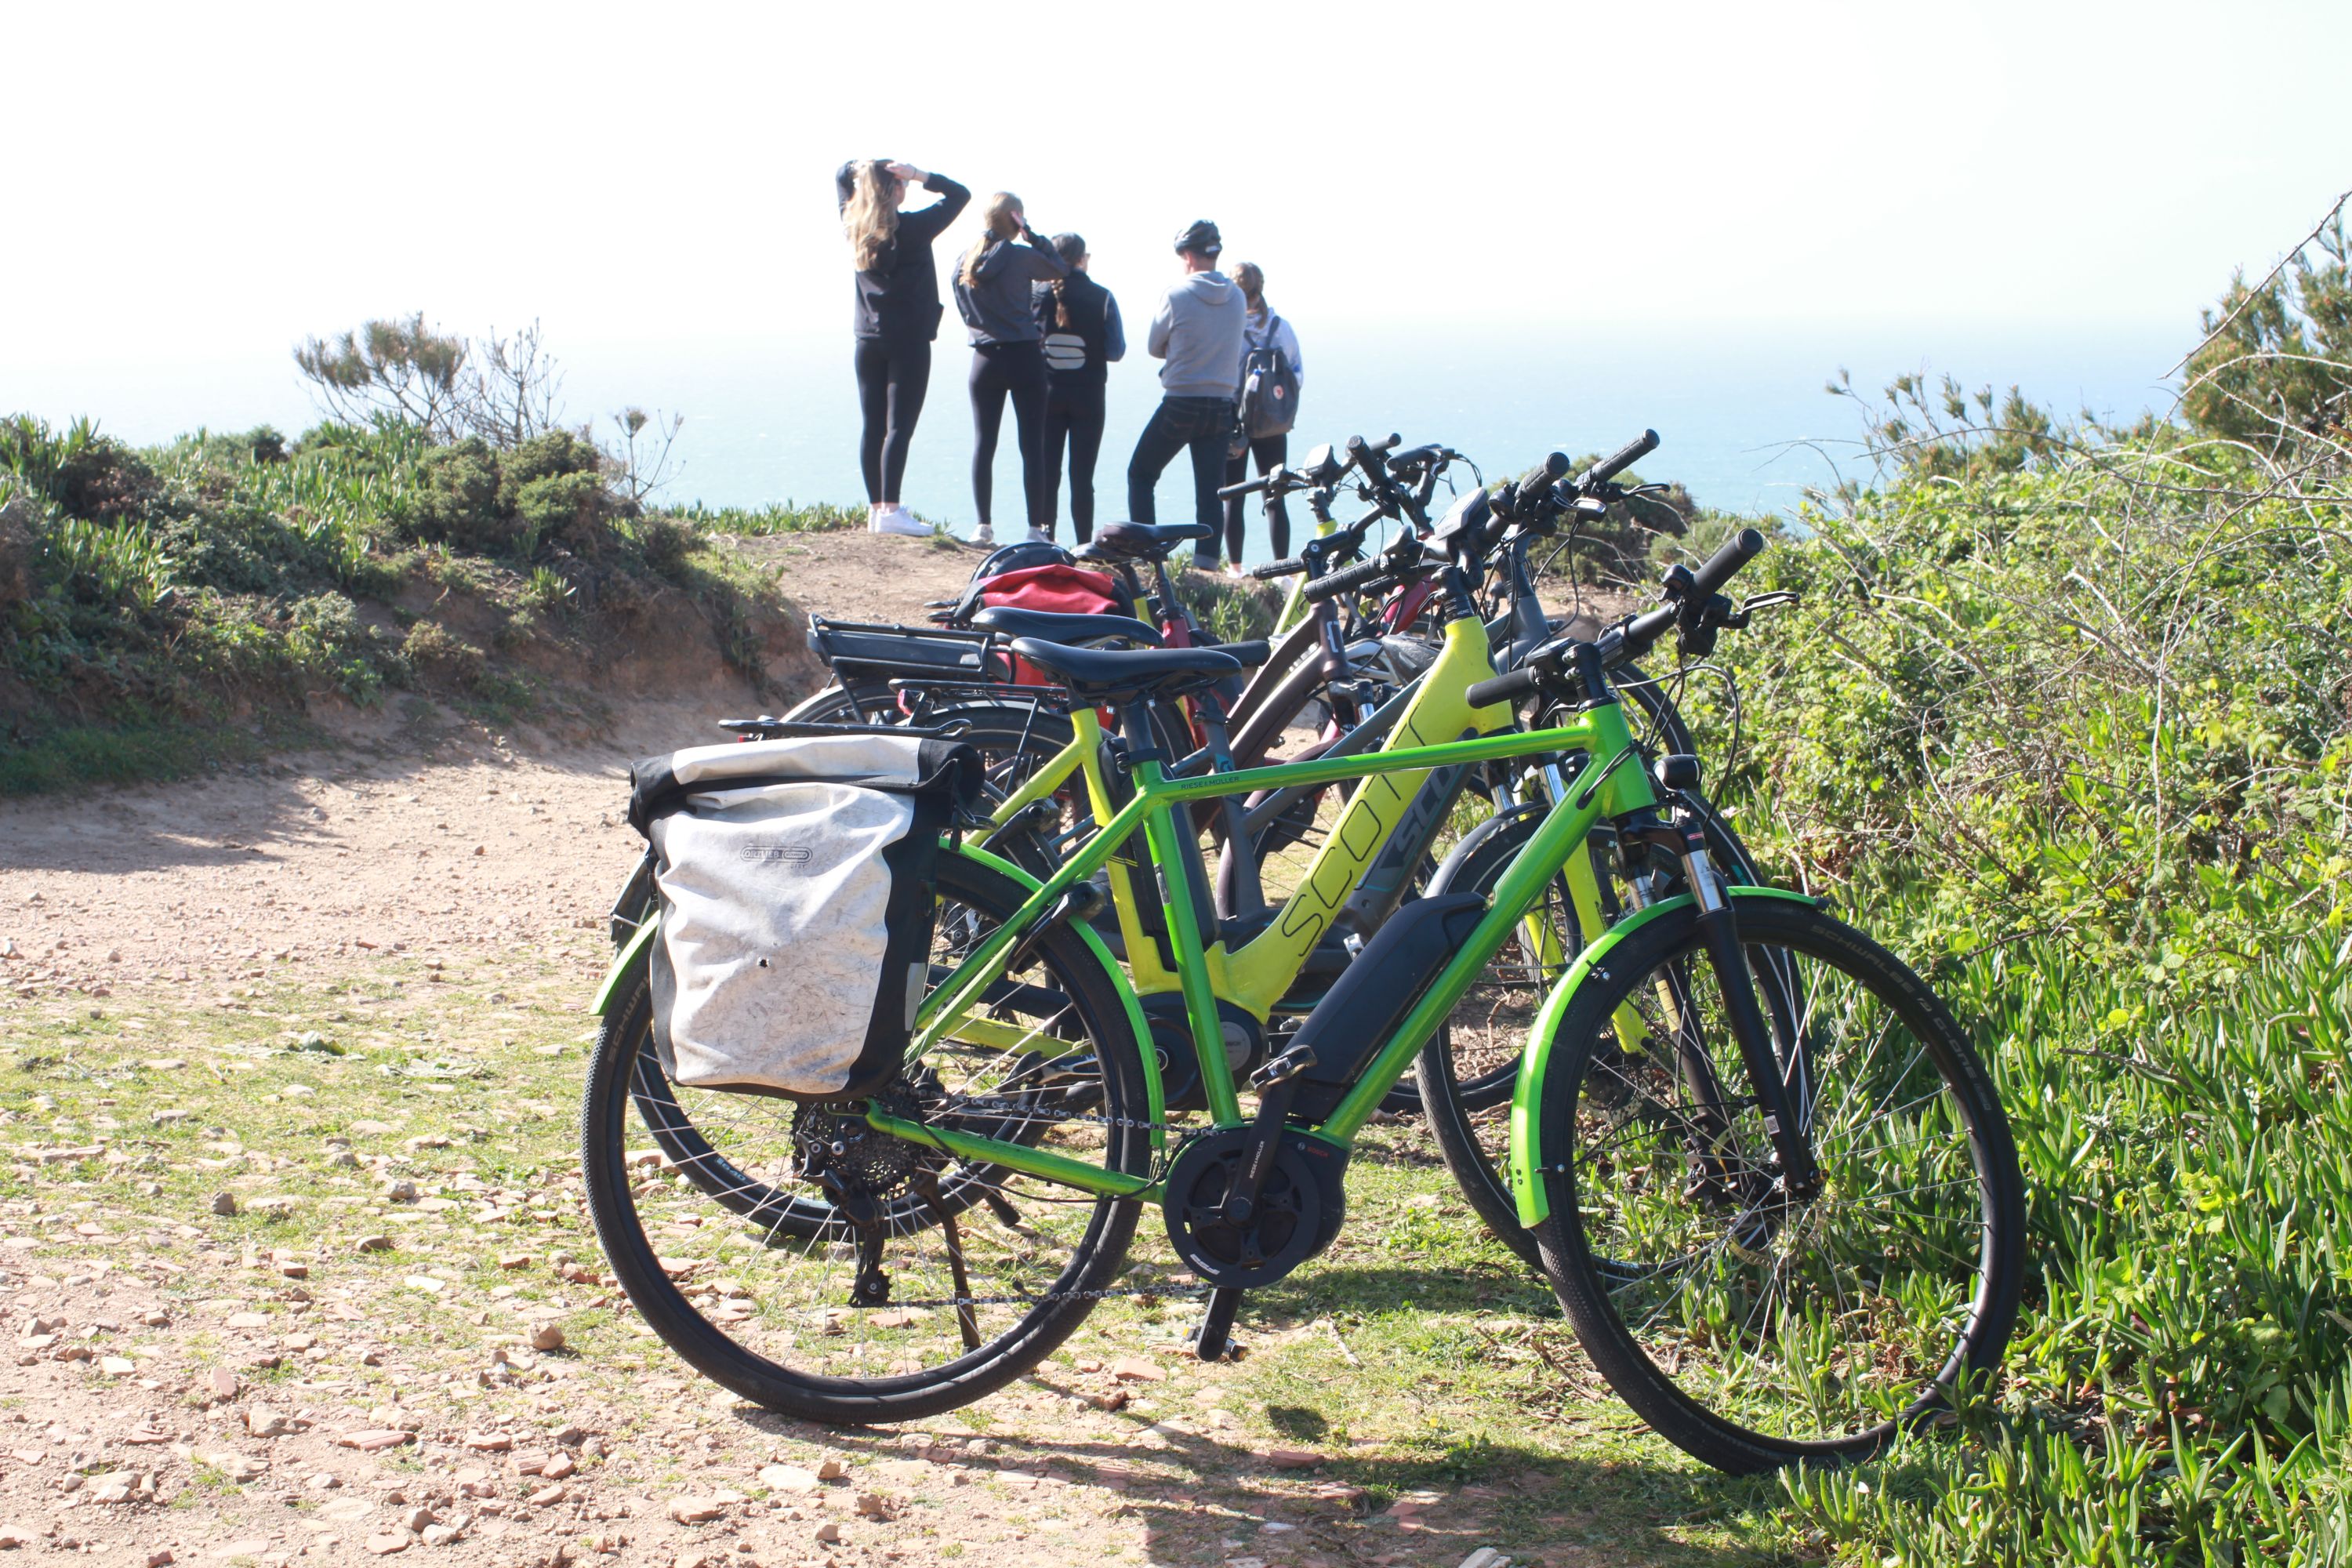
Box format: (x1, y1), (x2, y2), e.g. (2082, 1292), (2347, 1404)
(1192, 1287), (1244, 1363)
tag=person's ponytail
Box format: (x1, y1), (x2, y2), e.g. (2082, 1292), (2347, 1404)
(960, 193), (1023, 289)
(1047, 232), (1087, 331)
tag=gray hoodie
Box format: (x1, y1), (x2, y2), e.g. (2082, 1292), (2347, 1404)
(1147, 270), (1248, 400)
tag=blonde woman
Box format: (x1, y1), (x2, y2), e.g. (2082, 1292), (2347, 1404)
(950, 192), (1068, 547)
(837, 158), (969, 535)
(1221, 260), (1305, 565)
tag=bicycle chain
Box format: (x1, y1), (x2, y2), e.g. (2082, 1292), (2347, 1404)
(933, 1091), (1188, 1134)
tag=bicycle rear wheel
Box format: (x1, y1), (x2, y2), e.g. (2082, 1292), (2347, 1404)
(1530, 897), (2024, 1472)
(582, 852), (1152, 1424)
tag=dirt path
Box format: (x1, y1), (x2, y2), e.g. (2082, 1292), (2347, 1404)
(1, 530), (996, 998)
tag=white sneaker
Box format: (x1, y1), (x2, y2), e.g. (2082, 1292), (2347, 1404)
(873, 504), (930, 537)
(971, 525), (995, 549)
(1024, 528), (1052, 546)
(866, 503), (882, 532)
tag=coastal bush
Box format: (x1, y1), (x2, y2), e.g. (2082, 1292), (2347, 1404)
(0, 412), (800, 793)
(1684, 239), (2352, 1556)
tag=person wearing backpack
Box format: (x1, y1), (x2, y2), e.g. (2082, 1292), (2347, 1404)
(837, 158), (970, 536)
(1221, 261), (1304, 568)
(953, 191), (1070, 549)
(1127, 219), (1250, 572)
(1032, 233), (1125, 545)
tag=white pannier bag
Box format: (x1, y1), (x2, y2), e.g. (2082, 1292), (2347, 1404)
(626, 732), (981, 1100)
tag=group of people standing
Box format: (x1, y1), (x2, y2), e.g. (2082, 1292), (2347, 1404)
(835, 158), (1305, 569)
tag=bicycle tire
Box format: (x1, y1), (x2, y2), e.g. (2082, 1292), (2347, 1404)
(1415, 793), (1763, 1271)
(1530, 897), (2024, 1472)
(581, 851), (1152, 1424)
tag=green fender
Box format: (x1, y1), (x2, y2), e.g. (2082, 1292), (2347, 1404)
(591, 916), (659, 1018)
(590, 843), (1166, 1152)
(1507, 885), (1824, 1226)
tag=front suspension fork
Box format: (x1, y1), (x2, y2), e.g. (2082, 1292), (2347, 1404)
(1650, 808), (1821, 1199)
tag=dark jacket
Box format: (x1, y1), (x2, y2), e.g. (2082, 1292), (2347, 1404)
(835, 166), (971, 343)
(1033, 273), (1126, 388)
(952, 234), (1068, 346)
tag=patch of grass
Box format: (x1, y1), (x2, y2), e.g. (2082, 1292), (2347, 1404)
(0, 710), (290, 797)
(675, 499), (864, 536)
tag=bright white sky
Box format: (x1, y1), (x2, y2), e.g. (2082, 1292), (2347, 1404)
(4, 0), (2347, 447)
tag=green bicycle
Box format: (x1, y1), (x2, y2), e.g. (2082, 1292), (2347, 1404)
(581, 528), (2025, 1473)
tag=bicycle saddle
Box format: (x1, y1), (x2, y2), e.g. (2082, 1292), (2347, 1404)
(1091, 521), (1216, 560)
(1007, 637), (1241, 698)
(1202, 638), (1271, 668)
(968, 606), (1164, 646)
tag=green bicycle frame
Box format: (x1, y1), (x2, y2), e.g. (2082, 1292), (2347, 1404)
(875, 692), (1664, 1203)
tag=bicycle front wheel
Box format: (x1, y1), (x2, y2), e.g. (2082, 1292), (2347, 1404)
(1530, 896), (2024, 1472)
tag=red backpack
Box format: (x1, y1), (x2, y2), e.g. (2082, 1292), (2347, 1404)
(976, 564), (1130, 685)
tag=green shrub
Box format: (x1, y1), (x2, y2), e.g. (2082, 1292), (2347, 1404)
(399, 620), (486, 688)
(414, 437), (518, 555)
(1695, 441), (2349, 998)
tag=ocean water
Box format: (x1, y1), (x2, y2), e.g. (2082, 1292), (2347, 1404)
(9, 321), (2184, 568)
(561, 321), (2184, 562)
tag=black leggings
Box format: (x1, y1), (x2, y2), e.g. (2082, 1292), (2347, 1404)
(852, 338), (931, 504)
(969, 339), (1049, 532)
(1041, 378), (1107, 543)
(1221, 433), (1290, 564)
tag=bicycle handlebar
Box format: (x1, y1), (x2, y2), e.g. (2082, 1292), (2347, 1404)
(1250, 556), (1307, 580)
(1472, 521), (1769, 706)
(1299, 554), (1398, 604)
(1215, 474), (1269, 500)
(1511, 451), (1571, 514)
(1687, 526), (1766, 601)
(1464, 667), (1537, 708)
(1580, 429), (1659, 488)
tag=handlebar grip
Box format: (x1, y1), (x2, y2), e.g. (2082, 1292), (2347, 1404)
(1687, 526), (1766, 601)
(1299, 556), (1394, 604)
(1250, 557), (1307, 580)
(1465, 667), (1538, 708)
(1512, 451), (1570, 511)
(1216, 475), (1269, 500)
(1617, 604), (1679, 658)
(1584, 429), (1661, 487)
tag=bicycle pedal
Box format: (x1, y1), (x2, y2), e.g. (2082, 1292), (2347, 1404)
(1248, 1043), (1316, 1090)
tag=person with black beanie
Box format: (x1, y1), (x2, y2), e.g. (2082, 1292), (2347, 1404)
(1127, 220), (1248, 568)
(837, 158), (970, 535)
(1032, 234), (1126, 544)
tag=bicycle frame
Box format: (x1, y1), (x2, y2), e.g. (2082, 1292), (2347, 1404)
(979, 615), (1513, 1017)
(873, 678), (1663, 1203)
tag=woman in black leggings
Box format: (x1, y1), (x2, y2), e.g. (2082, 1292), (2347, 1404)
(951, 192), (1068, 547)
(1033, 234), (1126, 544)
(837, 158), (968, 534)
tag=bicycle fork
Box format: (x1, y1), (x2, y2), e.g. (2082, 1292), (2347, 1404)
(1632, 799), (1822, 1202)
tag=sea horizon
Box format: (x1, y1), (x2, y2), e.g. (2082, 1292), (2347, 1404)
(6, 318), (2187, 564)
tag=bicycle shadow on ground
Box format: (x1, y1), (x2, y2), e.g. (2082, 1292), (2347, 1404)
(727, 1383), (1780, 1567)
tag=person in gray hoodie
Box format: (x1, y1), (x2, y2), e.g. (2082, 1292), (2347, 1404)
(1126, 220), (1249, 569)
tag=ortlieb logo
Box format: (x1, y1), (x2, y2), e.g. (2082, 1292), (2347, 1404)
(737, 842), (813, 866)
